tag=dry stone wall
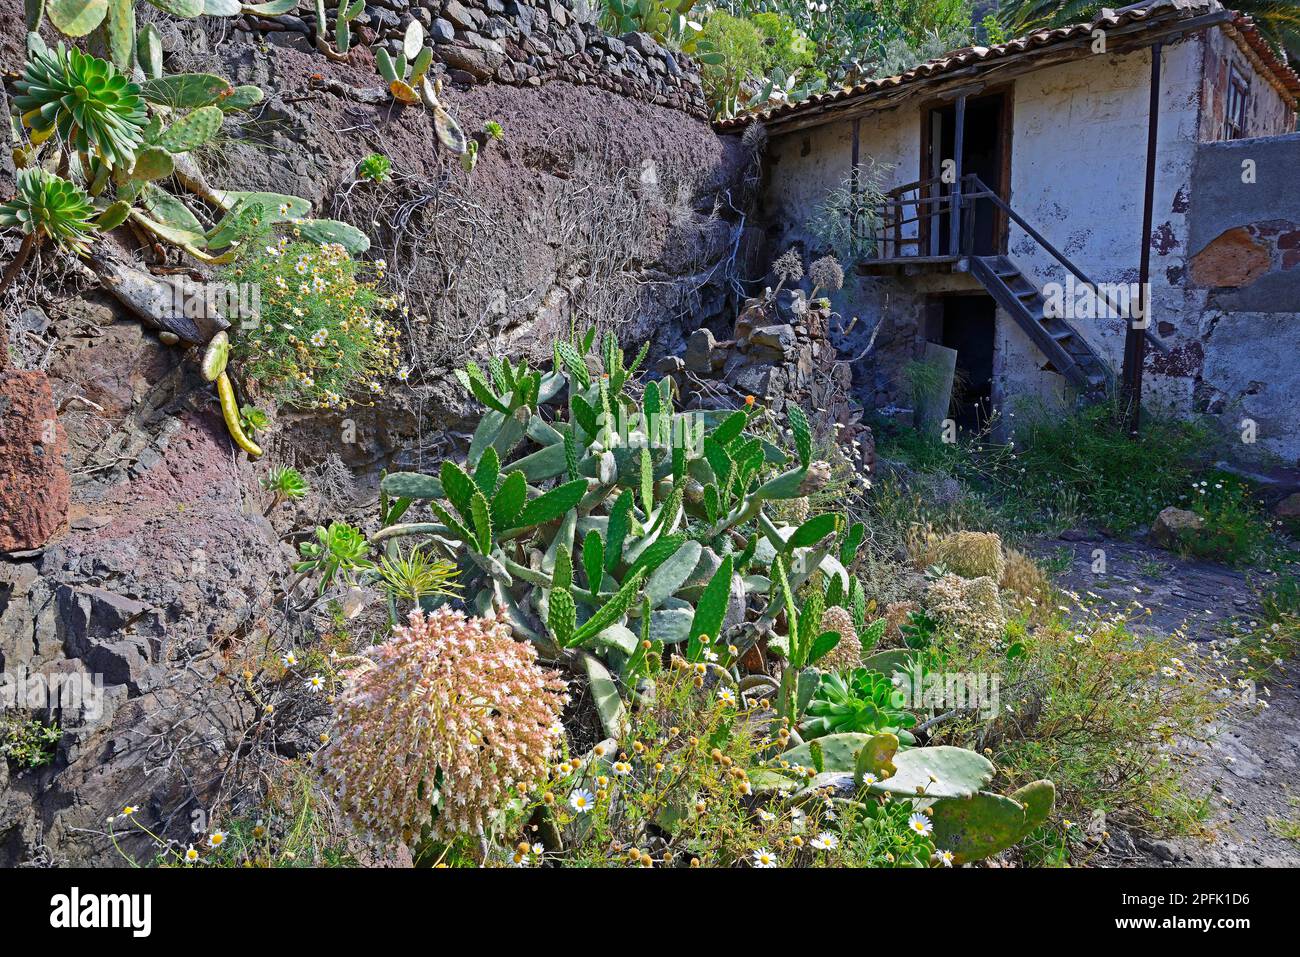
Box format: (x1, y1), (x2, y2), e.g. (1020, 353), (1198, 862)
(245, 0), (709, 117)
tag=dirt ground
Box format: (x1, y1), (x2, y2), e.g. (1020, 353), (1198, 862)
(1036, 534), (1300, 867)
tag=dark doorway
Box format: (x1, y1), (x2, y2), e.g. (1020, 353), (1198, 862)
(937, 295), (996, 431)
(923, 92), (1010, 256)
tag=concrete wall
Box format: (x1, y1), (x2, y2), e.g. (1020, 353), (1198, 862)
(997, 38), (1204, 424)
(1182, 132), (1300, 462)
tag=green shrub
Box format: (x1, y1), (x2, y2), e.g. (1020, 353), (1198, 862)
(699, 11), (772, 111)
(930, 608), (1233, 853)
(1179, 473), (1272, 567)
(0, 714), (61, 768)
(226, 239), (401, 410)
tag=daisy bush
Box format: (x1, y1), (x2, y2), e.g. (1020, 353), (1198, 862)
(500, 656), (937, 869)
(225, 238), (402, 410)
(926, 601), (1240, 861)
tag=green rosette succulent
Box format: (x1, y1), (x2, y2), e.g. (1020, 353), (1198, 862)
(14, 41), (149, 170)
(0, 167), (99, 255)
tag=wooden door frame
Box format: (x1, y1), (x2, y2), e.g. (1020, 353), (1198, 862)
(918, 84), (1015, 255)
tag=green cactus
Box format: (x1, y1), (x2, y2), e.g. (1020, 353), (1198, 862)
(376, 22), (435, 104)
(928, 781), (1056, 863)
(314, 0), (365, 60)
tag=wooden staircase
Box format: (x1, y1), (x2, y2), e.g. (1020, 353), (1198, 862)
(967, 254), (1112, 398)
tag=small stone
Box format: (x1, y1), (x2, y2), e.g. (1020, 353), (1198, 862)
(1150, 507), (1205, 550)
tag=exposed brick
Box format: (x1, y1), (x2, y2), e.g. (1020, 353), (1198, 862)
(1189, 226), (1272, 287)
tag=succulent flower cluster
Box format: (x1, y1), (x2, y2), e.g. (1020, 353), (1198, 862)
(817, 605), (863, 672)
(0, 168), (97, 254)
(924, 573), (1006, 645)
(772, 247), (804, 287)
(321, 607), (569, 843)
(14, 42), (148, 170)
(808, 255), (845, 296)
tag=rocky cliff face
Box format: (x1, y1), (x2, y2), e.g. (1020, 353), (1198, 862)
(0, 0), (752, 865)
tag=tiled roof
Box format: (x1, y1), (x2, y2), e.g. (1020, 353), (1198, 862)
(714, 1), (1300, 132)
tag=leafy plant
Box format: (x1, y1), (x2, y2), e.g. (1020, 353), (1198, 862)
(358, 153), (392, 183)
(0, 714), (61, 769)
(375, 21), (435, 104)
(806, 157), (892, 261)
(261, 464), (309, 515)
(315, 0), (366, 60)
(603, 0), (715, 54)
(0, 168), (102, 302)
(296, 522), (376, 593)
(375, 545), (462, 605)
(240, 405), (270, 434)
(800, 667), (918, 738)
(1180, 474), (1272, 567)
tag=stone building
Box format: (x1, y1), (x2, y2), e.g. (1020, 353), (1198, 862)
(720, 0), (1300, 463)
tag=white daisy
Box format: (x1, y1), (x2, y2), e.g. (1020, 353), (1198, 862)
(569, 789), (595, 813)
(907, 813), (932, 837)
(752, 848), (777, 868)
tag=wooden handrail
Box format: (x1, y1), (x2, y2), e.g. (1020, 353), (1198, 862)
(960, 174), (1165, 352)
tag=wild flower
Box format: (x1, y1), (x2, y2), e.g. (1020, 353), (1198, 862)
(321, 608), (568, 843)
(752, 848), (777, 867)
(225, 240), (401, 410)
(570, 789), (595, 814)
(811, 832), (839, 850)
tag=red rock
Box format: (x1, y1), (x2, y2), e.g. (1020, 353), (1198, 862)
(0, 369), (70, 551)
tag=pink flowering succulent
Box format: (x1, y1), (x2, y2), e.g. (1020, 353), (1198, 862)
(321, 607), (569, 843)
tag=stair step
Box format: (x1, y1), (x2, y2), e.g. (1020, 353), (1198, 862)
(1016, 289), (1038, 299)
(1050, 329), (1074, 341)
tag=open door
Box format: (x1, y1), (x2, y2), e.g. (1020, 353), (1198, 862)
(921, 91), (1012, 256)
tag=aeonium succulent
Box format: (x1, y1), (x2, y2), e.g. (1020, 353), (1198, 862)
(0, 167), (99, 255)
(14, 40), (149, 171)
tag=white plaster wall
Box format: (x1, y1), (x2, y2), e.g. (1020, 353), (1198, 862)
(1001, 38), (1204, 397)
